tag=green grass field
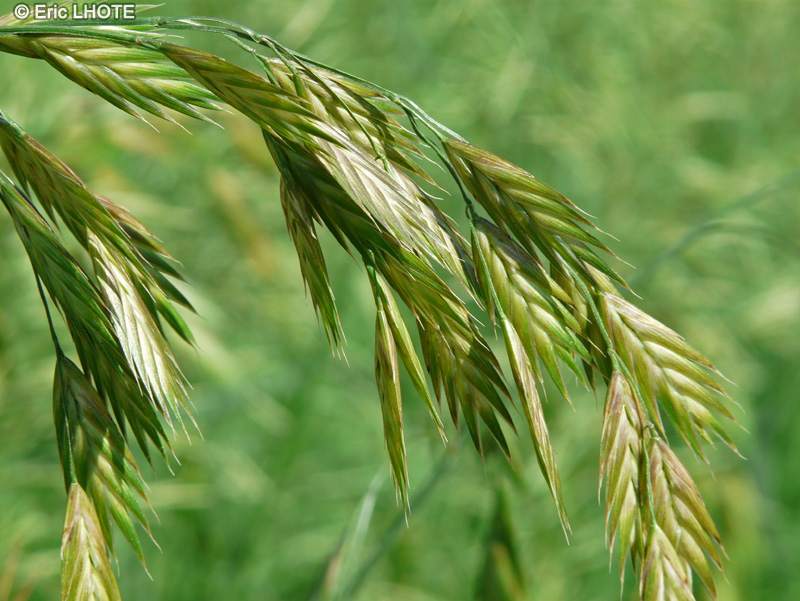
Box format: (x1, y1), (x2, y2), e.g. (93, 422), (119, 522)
(1, 1), (799, 599)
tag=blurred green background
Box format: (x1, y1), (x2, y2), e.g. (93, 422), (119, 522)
(1, 0), (799, 599)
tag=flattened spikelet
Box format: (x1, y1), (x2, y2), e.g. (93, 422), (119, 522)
(0, 34), (220, 124)
(54, 356), (154, 565)
(640, 525), (694, 601)
(471, 219), (571, 526)
(317, 129), (470, 276)
(61, 484), (122, 601)
(368, 266), (444, 441)
(161, 43), (334, 144)
(473, 219), (590, 400)
(97, 196), (195, 344)
(602, 293), (736, 456)
(445, 138), (624, 287)
(643, 433), (723, 598)
(599, 372), (644, 578)
(280, 175), (344, 352)
(502, 317), (568, 530)
(373, 277), (409, 509)
(89, 233), (191, 429)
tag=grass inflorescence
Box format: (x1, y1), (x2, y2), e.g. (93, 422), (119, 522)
(0, 4), (740, 600)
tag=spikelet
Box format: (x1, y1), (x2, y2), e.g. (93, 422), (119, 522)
(0, 29), (220, 124)
(88, 232), (191, 429)
(280, 174), (344, 352)
(61, 483), (123, 601)
(599, 372), (645, 579)
(601, 292), (736, 457)
(473, 218), (589, 399)
(372, 269), (410, 510)
(445, 138), (624, 288)
(641, 432), (724, 599)
(161, 43), (335, 144)
(54, 356), (154, 565)
(639, 524), (694, 601)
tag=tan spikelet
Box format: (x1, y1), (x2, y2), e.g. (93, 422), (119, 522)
(599, 372), (645, 578)
(61, 484), (122, 601)
(639, 525), (694, 601)
(602, 292), (736, 456)
(642, 433), (723, 598)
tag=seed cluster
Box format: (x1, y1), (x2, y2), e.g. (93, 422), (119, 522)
(0, 5), (738, 601)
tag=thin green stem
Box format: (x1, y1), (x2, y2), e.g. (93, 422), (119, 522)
(339, 450), (455, 600)
(631, 170), (800, 286)
(152, 17), (464, 138)
(306, 470), (386, 601)
(0, 23), (164, 48)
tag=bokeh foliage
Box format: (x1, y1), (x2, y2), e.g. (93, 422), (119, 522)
(1, 0), (798, 599)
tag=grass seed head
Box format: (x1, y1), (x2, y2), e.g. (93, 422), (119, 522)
(0, 16), (744, 601)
